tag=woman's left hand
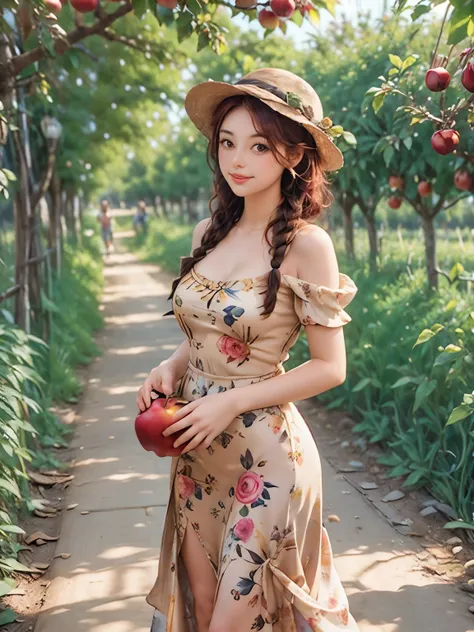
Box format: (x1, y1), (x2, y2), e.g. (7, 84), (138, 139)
(162, 391), (240, 454)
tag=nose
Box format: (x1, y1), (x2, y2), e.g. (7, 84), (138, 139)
(231, 148), (246, 170)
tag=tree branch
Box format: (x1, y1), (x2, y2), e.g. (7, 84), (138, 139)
(8, 2), (133, 79)
(71, 43), (100, 62)
(441, 192), (471, 213)
(399, 192), (422, 217)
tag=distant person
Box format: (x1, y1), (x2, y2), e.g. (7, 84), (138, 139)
(97, 199), (114, 254)
(133, 200), (148, 236)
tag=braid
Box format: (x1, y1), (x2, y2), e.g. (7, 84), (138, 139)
(261, 206), (302, 318)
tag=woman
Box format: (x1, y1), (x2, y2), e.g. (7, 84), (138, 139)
(97, 198), (114, 255)
(133, 199), (149, 236)
(137, 68), (359, 632)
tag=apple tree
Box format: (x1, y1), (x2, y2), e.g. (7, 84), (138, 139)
(365, 6), (474, 288)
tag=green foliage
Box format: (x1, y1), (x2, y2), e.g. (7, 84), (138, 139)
(289, 238), (474, 529)
(0, 227), (103, 594)
(123, 215), (193, 275)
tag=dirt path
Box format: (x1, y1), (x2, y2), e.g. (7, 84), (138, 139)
(34, 227), (474, 632)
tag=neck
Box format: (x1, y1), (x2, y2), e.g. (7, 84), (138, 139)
(238, 181), (283, 231)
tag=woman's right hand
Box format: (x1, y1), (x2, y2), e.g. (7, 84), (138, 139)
(136, 360), (180, 412)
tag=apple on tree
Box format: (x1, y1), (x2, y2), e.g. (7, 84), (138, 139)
(431, 129), (460, 155)
(270, 0), (295, 18)
(258, 8), (279, 29)
(462, 62), (474, 93)
(70, 0), (98, 12)
(156, 0), (179, 8)
(417, 181), (432, 197)
(45, 0), (62, 14)
(388, 175), (404, 190)
(454, 169), (473, 191)
(425, 67), (451, 92)
(388, 196), (402, 209)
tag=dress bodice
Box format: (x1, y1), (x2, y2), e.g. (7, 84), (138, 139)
(170, 266), (358, 380)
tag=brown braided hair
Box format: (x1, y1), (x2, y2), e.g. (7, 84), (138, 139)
(167, 94), (333, 318)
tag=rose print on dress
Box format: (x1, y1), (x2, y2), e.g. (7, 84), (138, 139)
(233, 517), (255, 542)
(216, 335), (250, 365)
(235, 471), (263, 505)
(216, 326), (259, 367)
(229, 450), (278, 515)
(176, 475), (195, 499)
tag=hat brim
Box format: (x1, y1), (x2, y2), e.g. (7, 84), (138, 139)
(184, 80), (344, 172)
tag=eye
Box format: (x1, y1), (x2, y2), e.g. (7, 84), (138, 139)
(219, 138), (233, 148)
(254, 143), (269, 153)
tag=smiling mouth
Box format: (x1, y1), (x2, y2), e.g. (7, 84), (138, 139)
(230, 174), (252, 183)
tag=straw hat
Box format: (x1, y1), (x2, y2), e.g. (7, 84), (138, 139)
(184, 67), (344, 172)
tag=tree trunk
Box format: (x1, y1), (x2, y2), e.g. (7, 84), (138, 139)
(64, 189), (76, 243)
(12, 122), (32, 331)
(74, 194), (82, 247)
(342, 203), (355, 259)
(14, 178), (31, 332)
(365, 213), (378, 273)
(49, 173), (62, 273)
(28, 211), (44, 327)
(421, 214), (438, 289)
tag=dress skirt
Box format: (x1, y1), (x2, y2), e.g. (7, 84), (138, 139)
(146, 360), (359, 632)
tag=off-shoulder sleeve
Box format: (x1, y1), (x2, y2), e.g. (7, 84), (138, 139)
(282, 272), (358, 328)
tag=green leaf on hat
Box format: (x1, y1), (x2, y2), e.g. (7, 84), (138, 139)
(285, 92), (303, 109)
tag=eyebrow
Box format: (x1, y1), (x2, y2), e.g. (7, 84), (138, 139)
(219, 128), (267, 139)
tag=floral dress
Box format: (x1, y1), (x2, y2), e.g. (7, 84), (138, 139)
(146, 264), (359, 632)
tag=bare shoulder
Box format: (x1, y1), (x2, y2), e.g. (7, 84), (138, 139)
(289, 223), (339, 286)
(191, 217), (212, 251)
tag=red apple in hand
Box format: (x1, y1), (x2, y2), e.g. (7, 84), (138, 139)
(425, 67), (451, 92)
(417, 181), (432, 197)
(454, 169), (473, 191)
(135, 396), (190, 457)
(431, 129), (460, 155)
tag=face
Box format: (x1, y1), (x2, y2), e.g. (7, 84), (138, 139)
(217, 106), (289, 198)
(101, 200), (109, 212)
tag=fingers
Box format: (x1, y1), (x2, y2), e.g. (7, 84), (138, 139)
(170, 400), (196, 423)
(180, 431), (207, 455)
(173, 419), (200, 448)
(136, 387), (147, 412)
(136, 378), (159, 412)
(161, 379), (175, 396)
(163, 414), (194, 437)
